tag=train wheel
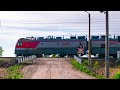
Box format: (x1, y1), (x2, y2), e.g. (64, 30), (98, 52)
(68, 54), (74, 57)
(59, 54), (65, 57)
(36, 54), (42, 58)
(111, 54), (117, 59)
(99, 54), (105, 59)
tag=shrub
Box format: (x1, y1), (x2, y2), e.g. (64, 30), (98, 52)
(93, 61), (101, 69)
(70, 59), (105, 79)
(0, 46), (4, 57)
(82, 60), (88, 67)
(7, 64), (23, 79)
(113, 72), (120, 79)
(71, 59), (91, 74)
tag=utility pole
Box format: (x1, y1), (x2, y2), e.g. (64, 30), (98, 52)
(105, 11), (109, 78)
(100, 11), (109, 78)
(85, 11), (91, 68)
(88, 13), (92, 68)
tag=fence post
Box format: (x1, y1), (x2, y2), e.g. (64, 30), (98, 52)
(27, 56), (29, 61)
(18, 58), (20, 63)
(25, 57), (26, 61)
(22, 57), (24, 62)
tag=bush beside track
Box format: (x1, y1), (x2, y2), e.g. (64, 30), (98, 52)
(0, 57), (32, 79)
(70, 58), (105, 79)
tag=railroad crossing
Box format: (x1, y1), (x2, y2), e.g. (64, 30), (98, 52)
(21, 57), (96, 79)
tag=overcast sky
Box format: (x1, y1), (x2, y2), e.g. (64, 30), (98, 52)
(0, 11), (120, 57)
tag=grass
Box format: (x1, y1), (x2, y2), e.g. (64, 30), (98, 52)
(6, 64), (23, 79)
(113, 72), (120, 79)
(70, 59), (105, 79)
(0, 58), (13, 62)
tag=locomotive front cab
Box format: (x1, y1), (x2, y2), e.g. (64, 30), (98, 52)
(15, 38), (26, 48)
(15, 37), (40, 56)
(15, 39), (24, 56)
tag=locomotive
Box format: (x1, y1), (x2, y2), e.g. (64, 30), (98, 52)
(91, 35), (120, 58)
(15, 35), (87, 57)
(15, 35), (120, 58)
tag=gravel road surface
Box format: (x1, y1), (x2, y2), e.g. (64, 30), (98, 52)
(21, 58), (96, 79)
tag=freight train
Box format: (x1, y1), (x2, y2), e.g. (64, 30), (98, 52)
(14, 35), (120, 58)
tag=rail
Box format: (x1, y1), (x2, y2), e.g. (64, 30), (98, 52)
(91, 59), (103, 61)
(0, 57), (16, 58)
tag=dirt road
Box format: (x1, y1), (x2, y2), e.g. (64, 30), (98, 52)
(21, 58), (96, 79)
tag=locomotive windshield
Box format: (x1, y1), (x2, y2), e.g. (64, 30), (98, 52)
(17, 42), (22, 46)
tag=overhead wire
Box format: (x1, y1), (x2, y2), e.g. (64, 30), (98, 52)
(0, 13), (120, 35)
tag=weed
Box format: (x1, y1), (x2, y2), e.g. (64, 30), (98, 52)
(93, 61), (101, 69)
(70, 59), (105, 79)
(113, 72), (120, 79)
(82, 60), (88, 67)
(6, 64), (23, 79)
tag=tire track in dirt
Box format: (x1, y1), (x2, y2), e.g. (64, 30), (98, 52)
(22, 58), (96, 79)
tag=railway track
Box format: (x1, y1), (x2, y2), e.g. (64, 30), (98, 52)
(0, 57), (16, 58)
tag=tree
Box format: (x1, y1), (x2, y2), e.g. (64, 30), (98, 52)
(0, 46), (4, 56)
